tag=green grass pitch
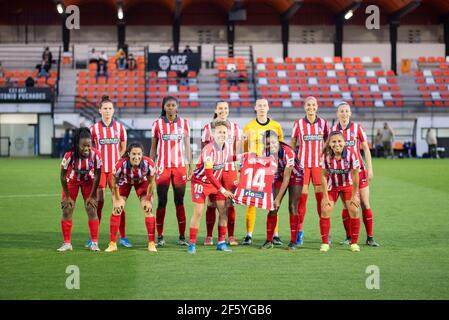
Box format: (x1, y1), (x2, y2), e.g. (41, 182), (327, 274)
(0, 158), (448, 300)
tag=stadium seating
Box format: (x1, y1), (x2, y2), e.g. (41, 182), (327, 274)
(0, 69), (57, 89)
(254, 56), (403, 108)
(415, 57), (449, 107)
(216, 56), (253, 108)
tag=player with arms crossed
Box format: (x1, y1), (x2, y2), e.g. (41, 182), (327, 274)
(291, 96), (328, 245)
(320, 131), (361, 253)
(57, 128), (102, 252)
(242, 98), (284, 246)
(150, 96), (193, 247)
(260, 130), (304, 250)
(188, 121), (235, 254)
(105, 142), (157, 253)
(332, 102), (379, 247)
(90, 95), (128, 247)
(202, 101), (242, 246)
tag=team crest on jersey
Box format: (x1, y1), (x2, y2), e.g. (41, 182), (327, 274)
(88, 161), (94, 168)
(350, 131), (355, 138)
(114, 130), (119, 136)
(194, 193), (200, 199)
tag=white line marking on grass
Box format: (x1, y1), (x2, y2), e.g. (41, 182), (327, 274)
(0, 194), (60, 199)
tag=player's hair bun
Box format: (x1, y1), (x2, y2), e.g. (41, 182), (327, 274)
(101, 95), (110, 101)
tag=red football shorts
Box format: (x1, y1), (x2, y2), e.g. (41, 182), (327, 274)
(191, 179), (224, 204)
(274, 170), (304, 189)
(155, 167), (187, 186)
(303, 167), (321, 186)
(119, 181), (149, 199)
(328, 186), (353, 203)
(221, 169), (238, 191)
(99, 172), (114, 189)
(359, 168), (369, 190)
(61, 181), (93, 202)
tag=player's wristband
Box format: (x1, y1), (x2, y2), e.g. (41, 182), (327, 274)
(220, 187), (227, 194)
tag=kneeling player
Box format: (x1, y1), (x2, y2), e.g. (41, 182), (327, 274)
(188, 120), (235, 254)
(261, 131), (304, 250)
(105, 142), (157, 253)
(320, 131), (361, 253)
(57, 128), (102, 252)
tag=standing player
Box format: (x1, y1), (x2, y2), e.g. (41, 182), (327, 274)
(291, 96), (328, 245)
(150, 96), (193, 246)
(105, 142), (157, 253)
(242, 98), (284, 245)
(90, 95), (128, 247)
(331, 102), (379, 247)
(202, 101), (242, 246)
(188, 121), (235, 254)
(259, 130), (303, 250)
(320, 131), (361, 252)
(57, 128), (102, 252)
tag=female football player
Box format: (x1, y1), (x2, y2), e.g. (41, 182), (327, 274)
(150, 96), (193, 246)
(57, 127), (102, 252)
(261, 130), (303, 250)
(104, 142), (157, 253)
(320, 131), (361, 253)
(202, 101), (242, 246)
(90, 95), (128, 247)
(188, 120), (235, 254)
(331, 102), (379, 247)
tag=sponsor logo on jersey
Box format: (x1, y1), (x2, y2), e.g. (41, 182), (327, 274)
(303, 134), (323, 141)
(213, 163), (225, 170)
(162, 134), (183, 141)
(99, 138), (119, 145)
(243, 189), (265, 199)
(345, 140), (356, 147)
(74, 169), (90, 175)
(328, 168), (350, 175)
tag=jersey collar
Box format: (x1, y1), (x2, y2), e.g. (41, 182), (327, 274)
(338, 121), (352, 131)
(163, 115), (178, 124)
(304, 116), (318, 124)
(101, 119), (115, 128)
(256, 117), (270, 126)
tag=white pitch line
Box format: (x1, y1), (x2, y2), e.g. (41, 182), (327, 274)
(0, 194), (60, 199)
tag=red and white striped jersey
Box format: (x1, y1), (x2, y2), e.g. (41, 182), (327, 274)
(114, 156), (155, 186)
(90, 120), (127, 173)
(321, 148), (360, 190)
(331, 122), (367, 170)
(234, 153), (278, 211)
(152, 115), (190, 169)
(292, 116), (328, 168)
(61, 148), (102, 183)
(201, 120), (242, 171)
(192, 141), (231, 185)
(273, 142), (302, 182)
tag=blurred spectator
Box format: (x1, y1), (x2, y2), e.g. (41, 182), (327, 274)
(374, 129), (383, 157)
(37, 60), (50, 80)
(116, 49), (127, 69)
(227, 64), (238, 86)
(382, 122), (395, 159)
(25, 76), (35, 87)
(99, 51), (108, 63)
(42, 47), (53, 66)
(183, 45), (193, 54)
(167, 45), (176, 54)
(4, 77), (14, 87)
(116, 48), (126, 60)
(96, 59), (109, 82)
(127, 53), (136, 71)
(426, 128), (438, 159)
(88, 48), (99, 64)
(0, 61), (4, 77)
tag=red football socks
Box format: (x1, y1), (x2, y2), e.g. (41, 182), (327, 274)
(119, 210), (126, 238)
(227, 206), (236, 237)
(342, 209), (351, 238)
(266, 215), (277, 242)
(96, 200), (104, 223)
(61, 219), (72, 243)
(109, 214), (121, 242)
(88, 219), (99, 243)
(156, 208), (166, 237)
(315, 192), (323, 217)
(297, 193), (308, 231)
(319, 217), (331, 244)
(205, 207), (216, 237)
(189, 227), (198, 245)
(218, 226), (227, 243)
(289, 215), (299, 243)
(362, 208), (373, 237)
(350, 217), (360, 244)
(145, 216), (156, 242)
(175, 204), (186, 237)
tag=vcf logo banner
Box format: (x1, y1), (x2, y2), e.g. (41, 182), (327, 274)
(148, 53), (201, 73)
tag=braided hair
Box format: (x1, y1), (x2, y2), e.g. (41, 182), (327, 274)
(71, 127), (92, 161)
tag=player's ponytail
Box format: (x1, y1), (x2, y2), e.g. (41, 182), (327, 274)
(263, 130), (279, 156)
(322, 131), (344, 157)
(125, 141), (144, 158)
(72, 127), (92, 161)
(160, 96), (178, 117)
